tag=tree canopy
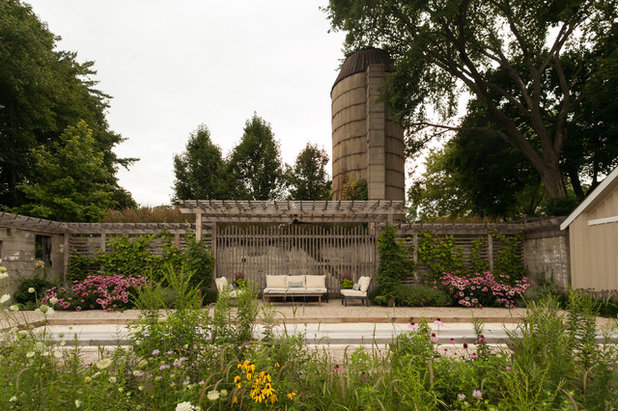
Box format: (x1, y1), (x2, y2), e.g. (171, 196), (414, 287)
(226, 114), (286, 200)
(173, 125), (227, 200)
(285, 143), (331, 200)
(12, 121), (131, 222)
(326, 0), (618, 201)
(0, 0), (134, 213)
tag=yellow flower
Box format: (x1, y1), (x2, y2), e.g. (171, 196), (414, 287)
(269, 393), (277, 404)
(232, 396), (238, 404)
(287, 391), (297, 400)
(274, 362), (280, 368)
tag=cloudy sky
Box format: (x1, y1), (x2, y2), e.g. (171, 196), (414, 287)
(26, 0), (348, 206)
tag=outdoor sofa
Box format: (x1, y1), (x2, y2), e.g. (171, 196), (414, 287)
(263, 274), (328, 305)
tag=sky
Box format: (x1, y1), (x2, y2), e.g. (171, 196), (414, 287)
(25, 0), (349, 206)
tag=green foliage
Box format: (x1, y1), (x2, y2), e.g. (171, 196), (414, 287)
(492, 231), (526, 280)
(0, 0), (135, 211)
(180, 236), (214, 289)
(226, 114), (285, 200)
(98, 234), (180, 280)
(417, 232), (465, 283)
(470, 237), (490, 274)
(13, 277), (54, 308)
(12, 121), (129, 222)
(408, 128), (544, 220)
(172, 125), (228, 200)
(285, 143), (331, 200)
(340, 178), (367, 200)
(377, 285), (453, 307)
(211, 284), (259, 346)
(327, 0), (617, 200)
(66, 252), (99, 282)
(340, 278), (353, 289)
(374, 224), (411, 304)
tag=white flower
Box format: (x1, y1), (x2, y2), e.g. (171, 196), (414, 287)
(84, 376), (92, 384)
(207, 390), (220, 401)
(26, 351), (35, 358)
(39, 304), (50, 314)
(46, 307), (55, 316)
(109, 376), (117, 383)
(48, 297), (58, 305)
(9, 304), (19, 311)
(96, 358), (112, 370)
(0, 294), (10, 304)
(75, 399), (83, 408)
(0, 265), (7, 273)
(176, 401), (199, 411)
(9, 396), (17, 402)
(28, 287), (35, 293)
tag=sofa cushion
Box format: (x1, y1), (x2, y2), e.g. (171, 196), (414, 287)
(358, 276), (371, 292)
(305, 275), (326, 288)
(266, 275), (287, 288)
(287, 275), (305, 287)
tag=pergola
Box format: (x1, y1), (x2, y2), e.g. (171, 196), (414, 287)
(176, 199), (406, 238)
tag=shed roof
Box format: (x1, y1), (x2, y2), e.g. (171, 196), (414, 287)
(176, 200), (405, 223)
(560, 166), (618, 230)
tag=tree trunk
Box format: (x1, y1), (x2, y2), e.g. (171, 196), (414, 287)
(539, 165), (567, 198)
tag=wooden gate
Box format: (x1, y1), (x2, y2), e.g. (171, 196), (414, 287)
(215, 223), (376, 293)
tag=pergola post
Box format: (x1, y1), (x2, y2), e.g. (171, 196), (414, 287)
(195, 212), (202, 241)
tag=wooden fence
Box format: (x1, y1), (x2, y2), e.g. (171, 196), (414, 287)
(215, 223), (376, 293)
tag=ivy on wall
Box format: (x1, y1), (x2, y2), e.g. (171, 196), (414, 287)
(415, 231), (526, 284)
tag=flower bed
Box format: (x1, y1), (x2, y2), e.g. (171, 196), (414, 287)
(41, 274), (149, 311)
(436, 271), (532, 308)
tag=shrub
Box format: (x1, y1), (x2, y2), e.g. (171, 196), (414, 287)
(181, 236), (214, 289)
(41, 274), (149, 311)
(13, 277), (54, 308)
(438, 271), (533, 308)
(393, 285), (453, 307)
(374, 224), (412, 304)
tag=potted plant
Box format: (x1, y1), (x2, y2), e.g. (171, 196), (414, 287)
(233, 272), (248, 289)
(340, 273), (354, 289)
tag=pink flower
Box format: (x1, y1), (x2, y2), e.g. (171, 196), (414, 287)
(471, 352), (478, 359)
(449, 338), (455, 344)
(430, 333), (438, 343)
(473, 390), (482, 398)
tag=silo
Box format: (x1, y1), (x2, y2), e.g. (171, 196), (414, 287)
(331, 48), (405, 201)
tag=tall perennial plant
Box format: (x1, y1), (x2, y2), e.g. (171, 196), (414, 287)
(41, 274), (149, 311)
(437, 271), (532, 308)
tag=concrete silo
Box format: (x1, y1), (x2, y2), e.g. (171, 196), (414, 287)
(331, 48), (405, 201)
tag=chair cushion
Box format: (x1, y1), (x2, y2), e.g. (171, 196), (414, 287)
(266, 275), (287, 288)
(287, 275), (305, 287)
(215, 277), (228, 292)
(341, 289), (367, 297)
(358, 276), (371, 292)
(305, 275), (326, 288)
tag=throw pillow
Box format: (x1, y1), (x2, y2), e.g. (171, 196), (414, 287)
(352, 283), (360, 291)
(288, 281), (303, 288)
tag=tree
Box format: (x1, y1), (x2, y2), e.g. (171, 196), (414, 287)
(0, 0), (134, 210)
(326, 0), (617, 200)
(286, 143), (331, 200)
(12, 121), (125, 222)
(227, 114), (285, 200)
(173, 125), (227, 200)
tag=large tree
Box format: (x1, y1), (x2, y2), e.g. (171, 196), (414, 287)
(326, 0), (617, 200)
(0, 0), (134, 211)
(12, 121), (128, 222)
(227, 114), (285, 200)
(286, 143), (331, 200)
(173, 125), (227, 200)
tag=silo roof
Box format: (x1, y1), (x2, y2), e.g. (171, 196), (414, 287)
(332, 48), (393, 92)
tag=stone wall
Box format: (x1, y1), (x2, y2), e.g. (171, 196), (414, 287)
(0, 227), (64, 295)
(522, 224), (570, 289)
